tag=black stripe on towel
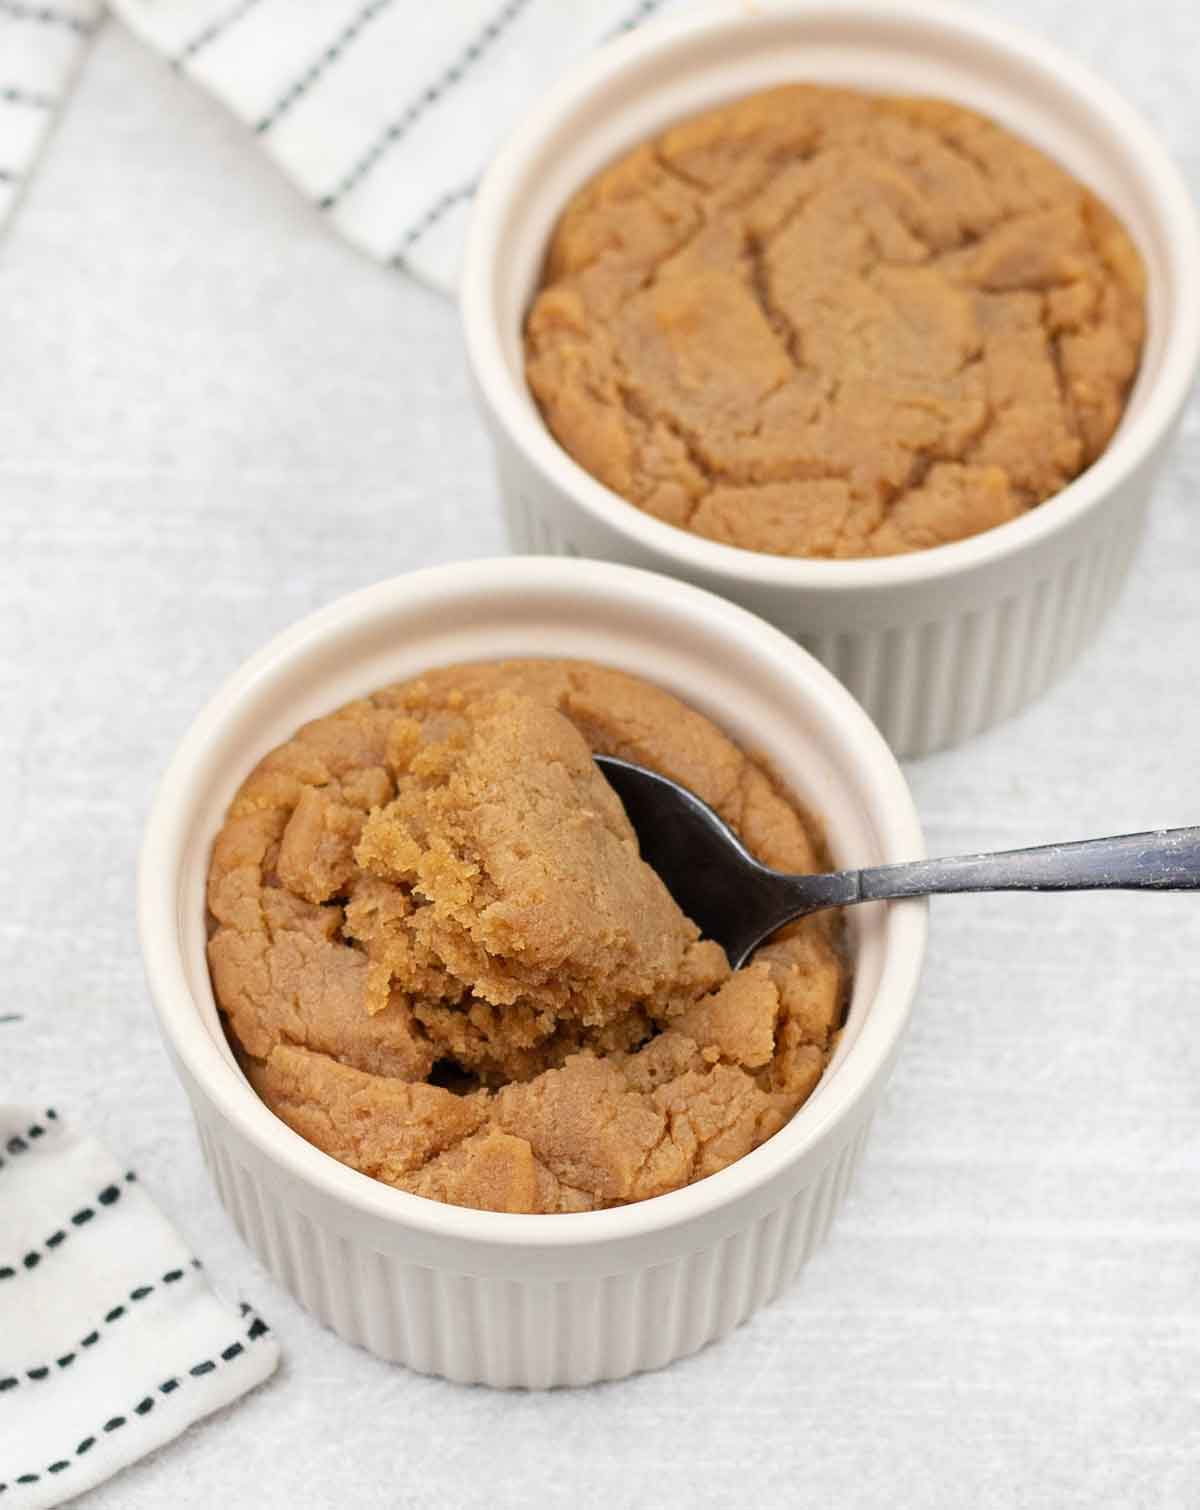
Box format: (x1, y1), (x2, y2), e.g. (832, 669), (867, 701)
(1, 1260), (202, 1389)
(317, 0), (534, 211)
(0, 85), (55, 108)
(389, 180), (476, 265)
(0, 2), (96, 36)
(605, 0), (670, 39)
(0, 1312), (273, 1496)
(255, 0), (399, 135)
(0, 1110), (56, 1171)
(0, 1170), (134, 1279)
(174, 0), (266, 68)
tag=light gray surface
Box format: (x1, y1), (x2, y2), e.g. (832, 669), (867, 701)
(2, 10), (1198, 1508)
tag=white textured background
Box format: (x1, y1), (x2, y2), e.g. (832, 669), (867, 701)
(2, 5), (1198, 1506)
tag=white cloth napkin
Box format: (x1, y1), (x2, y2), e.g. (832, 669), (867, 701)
(0, 1), (103, 227)
(1, 0), (693, 291)
(0, 1106), (279, 1509)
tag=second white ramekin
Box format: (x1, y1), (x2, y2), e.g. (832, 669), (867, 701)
(461, 1), (1200, 757)
(138, 558), (926, 1387)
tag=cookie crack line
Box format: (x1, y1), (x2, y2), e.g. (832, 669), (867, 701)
(604, 341), (726, 521)
(742, 230), (806, 376)
(911, 116), (1002, 198)
(1039, 299), (1084, 451)
(647, 143), (710, 196)
(525, 84), (1144, 560)
(614, 371), (716, 487)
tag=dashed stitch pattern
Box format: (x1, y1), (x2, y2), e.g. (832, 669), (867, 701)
(0, 1306), (272, 1496)
(0, 1), (96, 35)
(0, 1260), (203, 1390)
(255, 0), (398, 135)
(0, 1168), (134, 1279)
(317, 0), (533, 211)
(605, 0), (669, 38)
(173, 0), (266, 68)
(0, 1109), (56, 1172)
(389, 180), (476, 263)
(0, 85), (54, 108)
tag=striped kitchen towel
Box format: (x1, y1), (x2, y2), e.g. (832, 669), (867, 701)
(0, 1), (103, 227)
(0, 0), (692, 292)
(0, 1106), (278, 1509)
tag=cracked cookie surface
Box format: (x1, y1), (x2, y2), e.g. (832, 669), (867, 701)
(524, 86), (1146, 558)
(208, 660), (845, 1213)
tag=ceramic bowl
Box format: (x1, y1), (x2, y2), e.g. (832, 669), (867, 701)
(138, 557), (926, 1386)
(461, 1), (1200, 756)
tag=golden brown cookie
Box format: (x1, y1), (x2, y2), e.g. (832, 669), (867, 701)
(524, 86), (1145, 558)
(208, 660), (847, 1213)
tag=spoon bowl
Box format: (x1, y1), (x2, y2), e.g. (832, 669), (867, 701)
(596, 755), (1200, 969)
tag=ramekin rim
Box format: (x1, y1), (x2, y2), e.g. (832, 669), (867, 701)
(460, 0), (1200, 592)
(138, 557), (927, 1251)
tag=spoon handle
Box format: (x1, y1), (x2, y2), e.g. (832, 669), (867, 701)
(852, 826), (1200, 903)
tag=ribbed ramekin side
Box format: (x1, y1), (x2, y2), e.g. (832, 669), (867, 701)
(193, 1111), (874, 1389)
(502, 483), (580, 557)
(502, 453), (1151, 757)
(808, 502), (1145, 757)
(802, 591), (1054, 757)
(788, 499), (1145, 757)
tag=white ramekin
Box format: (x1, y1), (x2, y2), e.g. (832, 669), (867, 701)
(461, 1), (1200, 758)
(138, 558), (926, 1387)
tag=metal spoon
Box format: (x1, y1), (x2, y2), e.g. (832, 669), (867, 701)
(595, 755), (1200, 969)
